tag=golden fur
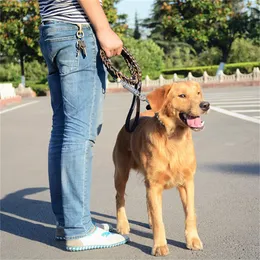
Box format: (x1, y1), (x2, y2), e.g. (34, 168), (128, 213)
(113, 81), (209, 256)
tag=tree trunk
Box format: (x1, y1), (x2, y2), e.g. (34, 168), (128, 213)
(20, 53), (25, 86)
(220, 39), (233, 63)
(216, 42), (233, 76)
(221, 48), (229, 64)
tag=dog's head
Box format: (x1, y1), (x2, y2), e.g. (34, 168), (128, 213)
(146, 81), (210, 131)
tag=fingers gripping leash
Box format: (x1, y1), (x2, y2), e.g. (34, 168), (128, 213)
(100, 47), (150, 132)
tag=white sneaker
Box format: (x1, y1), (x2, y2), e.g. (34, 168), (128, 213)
(66, 227), (129, 251)
(55, 223), (113, 241)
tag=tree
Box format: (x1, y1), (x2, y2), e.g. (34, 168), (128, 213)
(0, 0), (128, 83)
(103, 0), (128, 36)
(0, 0), (41, 83)
(145, 0), (252, 64)
(228, 38), (260, 63)
(142, 1), (198, 68)
(208, 0), (249, 63)
(247, 1), (260, 44)
(133, 12), (141, 39)
(111, 37), (165, 79)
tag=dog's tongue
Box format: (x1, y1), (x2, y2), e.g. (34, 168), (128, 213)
(187, 117), (202, 128)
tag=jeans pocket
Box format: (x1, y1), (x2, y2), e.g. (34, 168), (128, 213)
(56, 43), (79, 75)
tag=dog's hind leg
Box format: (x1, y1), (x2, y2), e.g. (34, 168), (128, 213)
(114, 166), (130, 234)
(178, 183), (203, 250)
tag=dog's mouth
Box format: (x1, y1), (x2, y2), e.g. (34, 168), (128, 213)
(179, 113), (204, 131)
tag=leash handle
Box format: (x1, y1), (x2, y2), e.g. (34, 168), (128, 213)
(100, 47), (143, 132)
(100, 47), (142, 86)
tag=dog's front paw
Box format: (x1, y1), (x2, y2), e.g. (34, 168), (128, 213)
(117, 221), (130, 235)
(152, 244), (169, 256)
(186, 237), (203, 251)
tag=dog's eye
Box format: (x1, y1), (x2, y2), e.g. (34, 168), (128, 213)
(178, 94), (186, 98)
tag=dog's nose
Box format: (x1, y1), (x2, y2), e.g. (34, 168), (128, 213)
(200, 101), (210, 111)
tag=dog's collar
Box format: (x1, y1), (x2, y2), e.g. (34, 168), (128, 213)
(155, 112), (165, 126)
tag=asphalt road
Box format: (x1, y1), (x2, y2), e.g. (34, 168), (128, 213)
(1, 86), (259, 260)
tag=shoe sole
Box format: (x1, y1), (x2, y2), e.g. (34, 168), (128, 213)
(56, 236), (66, 241)
(66, 240), (127, 251)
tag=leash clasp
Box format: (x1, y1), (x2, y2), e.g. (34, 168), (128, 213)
(118, 79), (149, 104)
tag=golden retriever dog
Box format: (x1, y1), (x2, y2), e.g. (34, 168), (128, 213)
(113, 81), (210, 256)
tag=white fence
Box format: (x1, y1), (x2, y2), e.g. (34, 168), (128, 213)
(0, 83), (36, 100)
(107, 67), (260, 89)
(0, 83), (17, 99)
(1, 68), (259, 99)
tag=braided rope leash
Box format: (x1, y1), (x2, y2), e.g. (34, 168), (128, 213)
(100, 47), (150, 132)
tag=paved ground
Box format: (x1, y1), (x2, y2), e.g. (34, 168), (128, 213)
(1, 86), (259, 260)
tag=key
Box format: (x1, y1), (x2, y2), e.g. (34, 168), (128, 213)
(76, 41), (80, 57)
(78, 40), (87, 56)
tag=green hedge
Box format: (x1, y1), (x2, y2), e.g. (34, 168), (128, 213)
(161, 62), (260, 77)
(0, 61), (49, 96)
(26, 81), (49, 96)
(0, 61), (48, 85)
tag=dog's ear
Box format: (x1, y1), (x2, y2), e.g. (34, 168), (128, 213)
(146, 84), (171, 112)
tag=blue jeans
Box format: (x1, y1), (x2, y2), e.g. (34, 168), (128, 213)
(39, 21), (106, 239)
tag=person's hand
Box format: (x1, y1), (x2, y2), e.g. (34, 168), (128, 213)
(96, 27), (123, 58)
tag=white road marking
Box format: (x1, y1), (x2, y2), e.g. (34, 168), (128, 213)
(219, 104), (260, 108)
(211, 106), (260, 124)
(254, 116), (260, 119)
(205, 91), (259, 96)
(206, 96), (258, 100)
(0, 101), (39, 115)
(206, 97), (259, 102)
(230, 109), (260, 113)
(211, 101), (260, 105)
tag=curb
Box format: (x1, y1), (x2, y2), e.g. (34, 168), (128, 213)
(0, 96), (22, 109)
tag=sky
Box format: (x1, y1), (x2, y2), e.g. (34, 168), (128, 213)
(116, 0), (155, 28)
